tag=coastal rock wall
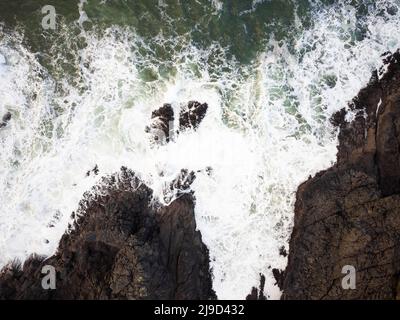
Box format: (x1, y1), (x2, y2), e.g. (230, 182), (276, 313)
(282, 51), (400, 300)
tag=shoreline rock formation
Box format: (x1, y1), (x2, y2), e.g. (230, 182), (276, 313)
(146, 101), (208, 145)
(0, 168), (215, 300)
(282, 51), (400, 299)
(0, 100), (214, 300)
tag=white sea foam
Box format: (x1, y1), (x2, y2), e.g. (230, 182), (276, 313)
(0, 0), (400, 300)
(210, 0), (223, 14)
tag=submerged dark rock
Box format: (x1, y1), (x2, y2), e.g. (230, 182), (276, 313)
(86, 164), (99, 177)
(0, 112), (11, 128)
(246, 274), (267, 300)
(272, 269), (284, 291)
(0, 167), (215, 300)
(282, 51), (400, 300)
(279, 246), (287, 258)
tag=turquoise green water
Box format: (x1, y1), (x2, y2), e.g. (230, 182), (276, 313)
(1, 1), (392, 72)
(2, 0), (395, 126)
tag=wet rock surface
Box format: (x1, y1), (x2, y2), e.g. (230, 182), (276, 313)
(147, 103), (175, 143)
(246, 274), (267, 300)
(146, 101), (208, 144)
(282, 51), (400, 300)
(0, 167), (215, 300)
(179, 101), (208, 131)
(0, 111), (11, 128)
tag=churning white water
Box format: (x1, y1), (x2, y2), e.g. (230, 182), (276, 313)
(1, 0), (400, 299)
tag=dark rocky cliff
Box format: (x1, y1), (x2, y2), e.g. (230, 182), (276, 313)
(0, 101), (215, 300)
(282, 51), (400, 299)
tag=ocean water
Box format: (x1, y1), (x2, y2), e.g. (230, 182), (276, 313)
(0, 0), (400, 299)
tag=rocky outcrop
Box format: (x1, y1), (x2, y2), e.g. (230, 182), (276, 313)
(147, 103), (175, 143)
(0, 167), (215, 300)
(0, 112), (11, 128)
(179, 101), (208, 131)
(246, 274), (267, 300)
(146, 101), (208, 144)
(147, 101), (210, 205)
(282, 51), (400, 299)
